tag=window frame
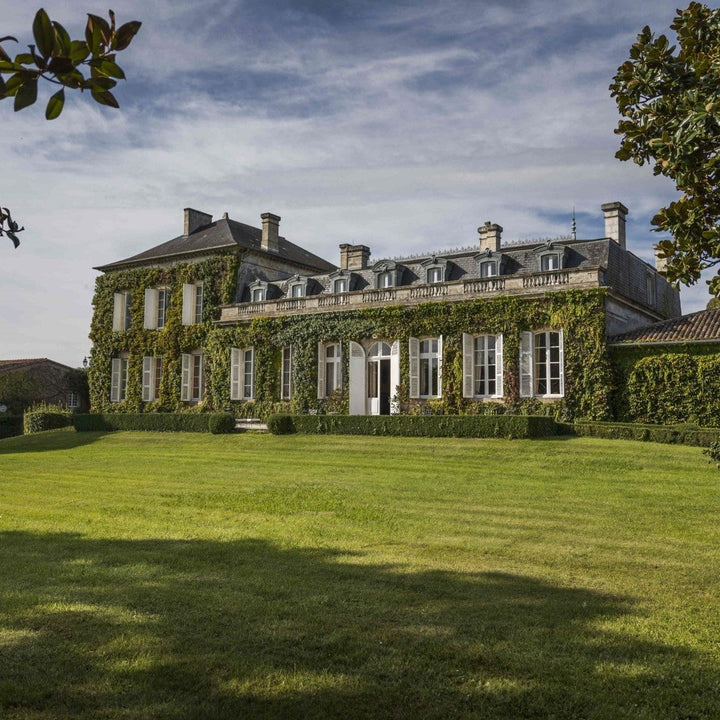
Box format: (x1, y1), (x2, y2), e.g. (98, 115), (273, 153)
(142, 355), (163, 402)
(540, 253), (560, 272)
(181, 351), (204, 402)
(479, 260), (498, 278)
(519, 330), (564, 398)
(230, 347), (254, 401)
(110, 355), (129, 403)
(281, 346), (292, 400)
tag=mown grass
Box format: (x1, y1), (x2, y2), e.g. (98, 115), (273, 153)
(0, 429), (718, 719)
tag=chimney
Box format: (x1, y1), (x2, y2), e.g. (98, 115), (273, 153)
(261, 212), (281, 253)
(654, 243), (668, 274)
(184, 208), (213, 236)
(478, 222), (502, 252)
(601, 201), (628, 249)
(340, 243), (370, 270)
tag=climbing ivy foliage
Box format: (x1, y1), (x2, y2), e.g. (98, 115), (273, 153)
(90, 254), (613, 421)
(611, 343), (720, 425)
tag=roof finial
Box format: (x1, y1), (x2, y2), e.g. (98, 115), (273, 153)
(571, 207), (577, 240)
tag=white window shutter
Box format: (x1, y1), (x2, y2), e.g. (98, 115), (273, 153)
(408, 337), (420, 399)
(520, 331), (534, 398)
(495, 334), (504, 398)
(113, 293), (123, 332)
(462, 333), (474, 398)
(390, 340), (400, 414)
(142, 356), (153, 401)
(144, 288), (157, 330)
(317, 342), (326, 399)
(349, 341), (366, 415)
(230, 348), (240, 401)
(110, 358), (121, 402)
(182, 284), (195, 325)
(558, 330), (565, 397)
(181, 354), (191, 401)
(437, 335), (443, 397)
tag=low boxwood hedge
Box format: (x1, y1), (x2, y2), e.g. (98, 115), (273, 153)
(24, 409), (73, 434)
(571, 420), (720, 446)
(267, 414), (558, 438)
(0, 416), (23, 439)
(73, 413), (236, 433)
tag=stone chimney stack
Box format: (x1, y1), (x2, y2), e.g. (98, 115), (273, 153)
(261, 212), (281, 253)
(478, 222), (502, 252)
(601, 201), (628, 249)
(654, 244), (668, 274)
(184, 208), (213, 236)
(339, 243), (371, 270)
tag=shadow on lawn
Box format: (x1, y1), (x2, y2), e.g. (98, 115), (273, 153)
(0, 532), (714, 720)
(0, 428), (108, 454)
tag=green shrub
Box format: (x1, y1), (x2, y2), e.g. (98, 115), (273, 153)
(0, 416), (23, 439)
(276, 414), (557, 439)
(73, 413), (235, 433)
(266, 414), (296, 435)
(208, 413), (236, 434)
(572, 421), (720, 447)
(23, 403), (73, 434)
(703, 441), (720, 468)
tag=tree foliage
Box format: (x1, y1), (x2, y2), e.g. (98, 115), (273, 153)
(610, 2), (720, 295)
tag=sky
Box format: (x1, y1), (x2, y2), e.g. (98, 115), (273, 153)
(0, 0), (713, 367)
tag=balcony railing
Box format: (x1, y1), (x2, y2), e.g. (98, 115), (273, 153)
(218, 267), (602, 324)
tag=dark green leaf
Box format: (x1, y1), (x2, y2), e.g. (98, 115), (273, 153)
(14, 53), (36, 66)
(47, 56), (74, 74)
(69, 40), (89, 63)
(97, 59), (125, 79)
(52, 21), (71, 55)
(32, 8), (55, 58)
(90, 87), (119, 108)
(45, 87), (64, 119)
(0, 73), (5, 99)
(112, 21), (142, 51)
(14, 77), (38, 111)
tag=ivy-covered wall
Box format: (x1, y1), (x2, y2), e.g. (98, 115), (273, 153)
(88, 254), (238, 413)
(610, 343), (720, 425)
(90, 255), (614, 420)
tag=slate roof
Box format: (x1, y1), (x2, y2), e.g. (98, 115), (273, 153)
(609, 307), (720, 345)
(0, 358), (74, 373)
(95, 218), (336, 273)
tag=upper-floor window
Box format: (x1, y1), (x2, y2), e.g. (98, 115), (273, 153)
(426, 267), (443, 284)
(333, 278), (348, 293)
(231, 347), (254, 401)
(110, 355), (129, 402)
(479, 261), (498, 278)
(290, 283), (305, 298)
(378, 271), (394, 289)
(520, 330), (564, 398)
(112, 291), (132, 331)
(281, 346), (292, 399)
(144, 288), (169, 330)
(181, 351), (204, 402)
(252, 287), (266, 302)
(142, 356), (163, 402)
(182, 283), (203, 325)
(540, 253), (560, 271)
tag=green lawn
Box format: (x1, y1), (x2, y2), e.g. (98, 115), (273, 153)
(0, 429), (718, 719)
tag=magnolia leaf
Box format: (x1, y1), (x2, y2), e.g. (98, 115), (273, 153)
(69, 40), (89, 63)
(112, 21), (142, 51)
(13, 77), (37, 111)
(32, 8), (55, 58)
(45, 87), (64, 119)
(52, 21), (71, 55)
(97, 59), (125, 79)
(90, 87), (119, 108)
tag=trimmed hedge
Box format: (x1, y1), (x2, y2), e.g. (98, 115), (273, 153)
(571, 421), (720, 447)
(267, 414), (558, 439)
(24, 410), (73, 434)
(0, 416), (23, 439)
(73, 413), (236, 433)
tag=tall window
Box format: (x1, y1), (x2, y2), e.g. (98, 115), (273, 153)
(67, 392), (79, 409)
(479, 261), (497, 278)
(231, 347), (254, 401)
(112, 291), (132, 331)
(144, 288), (169, 330)
(520, 331), (564, 398)
(142, 356), (163, 401)
(540, 253), (560, 271)
(123, 291), (132, 329)
(157, 288), (168, 328)
(110, 356), (129, 402)
(333, 278), (348, 293)
(326, 344), (341, 394)
(419, 338), (440, 397)
(194, 284), (203, 323)
(474, 336), (497, 396)
(426, 267), (443, 284)
(180, 351), (204, 402)
(281, 346), (292, 399)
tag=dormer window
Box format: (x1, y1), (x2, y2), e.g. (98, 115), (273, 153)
(334, 277), (348, 293)
(290, 283), (305, 298)
(479, 261), (497, 278)
(284, 275), (310, 298)
(421, 257), (449, 285)
(426, 267), (443, 284)
(252, 287), (265, 302)
(373, 260), (403, 289)
(378, 271), (394, 288)
(248, 280), (269, 303)
(541, 253), (560, 271)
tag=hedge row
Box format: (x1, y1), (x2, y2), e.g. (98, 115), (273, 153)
(73, 413), (236, 434)
(570, 421), (720, 447)
(24, 410), (73, 434)
(0, 416), (23, 439)
(267, 414), (558, 438)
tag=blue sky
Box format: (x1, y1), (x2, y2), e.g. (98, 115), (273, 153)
(0, 0), (710, 366)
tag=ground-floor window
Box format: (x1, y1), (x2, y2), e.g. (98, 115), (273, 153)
(461, 333), (503, 398)
(110, 356), (129, 402)
(281, 346), (292, 399)
(409, 336), (442, 399)
(142, 356), (163, 401)
(231, 347), (254, 401)
(181, 351), (204, 402)
(520, 330), (564, 398)
(317, 342), (342, 398)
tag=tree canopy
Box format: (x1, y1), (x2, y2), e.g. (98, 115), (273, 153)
(610, 2), (720, 296)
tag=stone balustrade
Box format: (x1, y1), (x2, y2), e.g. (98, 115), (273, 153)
(218, 267), (603, 324)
